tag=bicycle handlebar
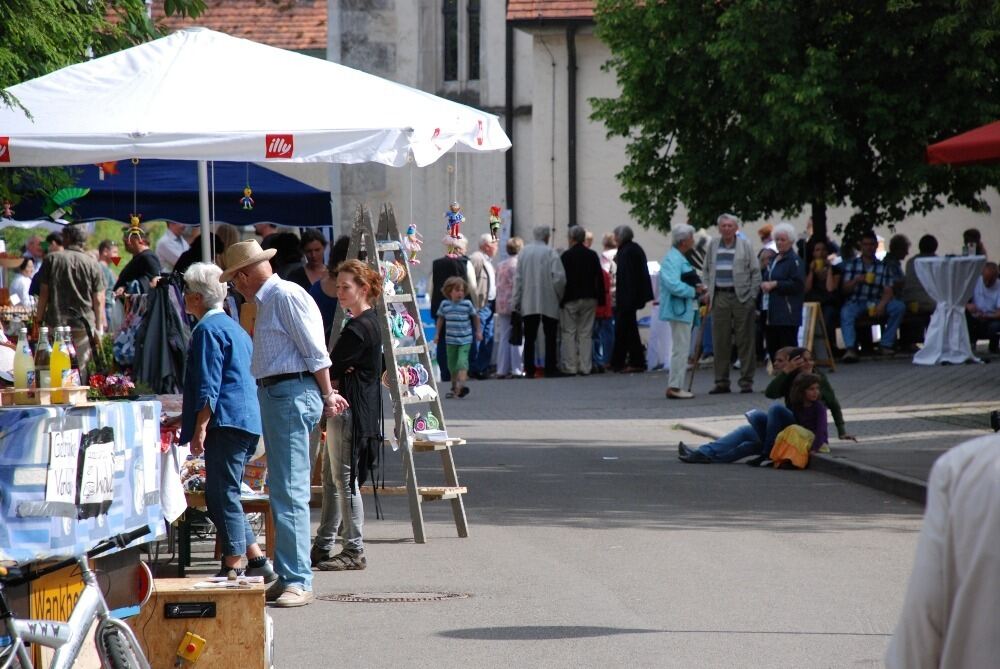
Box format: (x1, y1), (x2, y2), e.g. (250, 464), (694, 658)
(3, 525), (153, 587)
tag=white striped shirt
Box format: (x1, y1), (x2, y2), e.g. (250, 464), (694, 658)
(250, 274), (331, 379)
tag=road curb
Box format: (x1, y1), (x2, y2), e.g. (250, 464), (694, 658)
(674, 421), (928, 505)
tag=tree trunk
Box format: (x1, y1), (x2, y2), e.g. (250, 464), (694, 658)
(810, 200), (827, 242)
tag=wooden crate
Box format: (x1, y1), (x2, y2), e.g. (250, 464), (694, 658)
(129, 578), (269, 669)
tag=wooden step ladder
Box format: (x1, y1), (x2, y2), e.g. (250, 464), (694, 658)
(326, 204), (469, 543)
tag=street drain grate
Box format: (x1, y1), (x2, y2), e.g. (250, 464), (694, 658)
(318, 592), (470, 603)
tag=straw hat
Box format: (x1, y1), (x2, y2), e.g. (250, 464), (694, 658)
(219, 239), (276, 282)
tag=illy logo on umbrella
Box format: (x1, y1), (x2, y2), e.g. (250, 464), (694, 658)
(265, 134), (293, 159)
(0, 137), (9, 162)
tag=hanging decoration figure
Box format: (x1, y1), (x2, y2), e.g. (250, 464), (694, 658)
(403, 222), (423, 264)
(2, 200), (13, 219)
(241, 186), (254, 211)
(489, 205), (502, 241)
(445, 201), (464, 239)
(125, 214), (144, 244)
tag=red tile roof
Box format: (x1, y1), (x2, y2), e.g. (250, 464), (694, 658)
(507, 1), (595, 22)
(152, 0), (327, 52)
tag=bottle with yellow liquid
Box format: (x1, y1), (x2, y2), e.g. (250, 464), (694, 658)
(50, 327), (70, 404)
(13, 327), (36, 405)
(61, 326), (81, 387)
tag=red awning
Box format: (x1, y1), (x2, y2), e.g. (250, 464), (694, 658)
(926, 120), (1000, 165)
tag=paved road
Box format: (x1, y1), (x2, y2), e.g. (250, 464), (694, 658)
(252, 363), (946, 668)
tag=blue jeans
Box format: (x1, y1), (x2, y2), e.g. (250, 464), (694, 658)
(314, 413), (364, 552)
(258, 377), (322, 590)
(840, 299), (905, 349)
(203, 427), (258, 556)
(469, 302), (495, 375)
(592, 317), (614, 368)
(697, 409), (767, 462)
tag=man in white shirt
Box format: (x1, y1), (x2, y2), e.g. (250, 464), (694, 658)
(965, 261), (1000, 353)
(220, 240), (348, 608)
(155, 221), (189, 272)
(887, 434), (1000, 668)
(467, 233), (498, 379)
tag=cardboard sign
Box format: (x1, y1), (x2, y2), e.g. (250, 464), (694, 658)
(45, 430), (80, 505)
(78, 440), (114, 507)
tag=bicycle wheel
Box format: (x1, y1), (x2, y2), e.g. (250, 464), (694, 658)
(98, 623), (144, 669)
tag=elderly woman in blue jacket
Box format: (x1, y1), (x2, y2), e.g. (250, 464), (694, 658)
(761, 222), (805, 364)
(660, 223), (707, 399)
(180, 262), (276, 582)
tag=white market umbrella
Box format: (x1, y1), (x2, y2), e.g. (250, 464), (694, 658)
(0, 27), (510, 167)
(0, 28), (511, 255)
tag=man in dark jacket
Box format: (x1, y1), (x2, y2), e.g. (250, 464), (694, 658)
(560, 225), (605, 375)
(610, 225), (654, 372)
(430, 234), (477, 382)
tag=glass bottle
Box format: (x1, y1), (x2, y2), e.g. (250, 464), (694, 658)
(13, 327), (36, 405)
(50, 328), (70, 404)
(61, 326), (81, 387)
(34, 326), (51, 390)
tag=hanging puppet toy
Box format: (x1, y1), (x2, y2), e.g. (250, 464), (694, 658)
(489, 205), (502, 241)
(2, 200), (13, 219)
(125, 214), (144, 244)
(445, 201), (464, 239)
(403, 222), (423, 264)
(241, 186), (254, 211)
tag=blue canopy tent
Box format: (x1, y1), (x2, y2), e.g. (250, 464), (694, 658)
(17, 160), (332, 228)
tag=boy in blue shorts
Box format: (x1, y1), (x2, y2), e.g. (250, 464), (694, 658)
(433, 276), (482, 398)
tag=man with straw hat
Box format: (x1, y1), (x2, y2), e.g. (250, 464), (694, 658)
(220, 239), (348, 608)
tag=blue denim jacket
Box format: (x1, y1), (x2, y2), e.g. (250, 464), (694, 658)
(180, 310), (262, 442)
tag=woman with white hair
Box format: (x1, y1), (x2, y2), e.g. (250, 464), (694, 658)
(660, 223), (707, 399)
(180, 262), (275, 582)
(760, 222), (805, 364)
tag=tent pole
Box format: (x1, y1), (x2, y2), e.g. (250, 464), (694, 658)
(198, 160), (212, 262)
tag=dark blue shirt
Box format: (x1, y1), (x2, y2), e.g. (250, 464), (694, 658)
(180, 310), (262, 442)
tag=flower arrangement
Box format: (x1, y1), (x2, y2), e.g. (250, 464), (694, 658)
(88, 373), (136, 399)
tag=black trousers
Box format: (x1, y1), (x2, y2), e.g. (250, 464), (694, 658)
(765, 324), (799, 365)
(611, 308), (645, 369)
(523, 314), (559, 376)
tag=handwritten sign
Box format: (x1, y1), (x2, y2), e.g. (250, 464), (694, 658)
(45, 430), (80, 505)
(78, 440), (114, 507)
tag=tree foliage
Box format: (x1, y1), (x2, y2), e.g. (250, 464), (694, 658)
(0, 0), (205, 207)
(592, 1), (1000, 242)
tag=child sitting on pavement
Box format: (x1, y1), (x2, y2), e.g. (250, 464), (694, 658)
(433, 276), (482, 399)
(764, 347), (856, 442)
(788, 372), (829, 453)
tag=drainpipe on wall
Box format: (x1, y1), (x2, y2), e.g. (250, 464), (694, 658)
(505, 15), (516, 236)
(566, 24), (578, 232)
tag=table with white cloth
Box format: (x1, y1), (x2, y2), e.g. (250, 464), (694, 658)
(912, 256), (986, 365)
(0, 400), (186, 563)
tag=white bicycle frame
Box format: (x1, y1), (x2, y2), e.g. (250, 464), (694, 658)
(0, 554), (150, 669)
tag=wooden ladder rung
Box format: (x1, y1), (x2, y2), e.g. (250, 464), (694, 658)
(401, 394), (435, 405)
(377, 241), (402, 251)
(413, 438), (467, 452)
(393, 345), (427, 356)
(385, 294), (414, 304)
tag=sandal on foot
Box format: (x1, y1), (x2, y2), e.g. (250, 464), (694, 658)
(445, 391), (455, 398)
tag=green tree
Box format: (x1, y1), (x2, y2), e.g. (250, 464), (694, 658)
(0, 0), (205, 207)
(592, 1), (1000, 244)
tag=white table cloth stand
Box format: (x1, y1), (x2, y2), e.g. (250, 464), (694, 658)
(913, 256), (986, 365)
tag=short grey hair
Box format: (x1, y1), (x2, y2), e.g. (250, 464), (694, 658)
(533, 226), (551, 242)
(478, 233), (495, 247)
(672, 223), (696, 247)
(613, 225), (633, 244)
(184, 262), (228, 310)
(717, 213), (741, 226)
(772, 222), (796, 242)
(568, 225), (586, 244)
